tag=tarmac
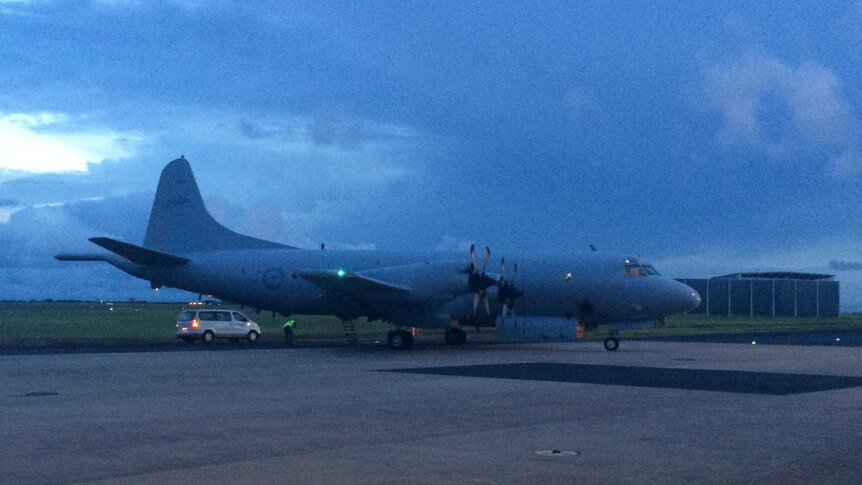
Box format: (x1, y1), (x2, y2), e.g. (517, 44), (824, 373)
(2, 335), (862, 484)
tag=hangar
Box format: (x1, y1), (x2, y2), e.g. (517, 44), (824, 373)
(676, 273), (839, 318)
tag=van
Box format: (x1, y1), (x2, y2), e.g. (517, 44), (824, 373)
(176, 309), (261, 344)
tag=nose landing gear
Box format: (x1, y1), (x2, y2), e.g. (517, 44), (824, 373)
(387, 329), (414, 350)
(445, 327), (467, 345)
(603, 337), (619, 351)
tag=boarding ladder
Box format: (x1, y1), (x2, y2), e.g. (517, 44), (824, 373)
(342, 320), (357, 344)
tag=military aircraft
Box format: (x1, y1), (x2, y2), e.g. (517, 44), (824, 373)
(57, 157), (701, 350)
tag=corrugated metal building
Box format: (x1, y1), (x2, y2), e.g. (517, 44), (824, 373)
(676, 272), (839, 318)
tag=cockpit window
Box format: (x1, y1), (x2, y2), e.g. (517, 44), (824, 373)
(643, 264), (660, 276)
(625, 258), (660, 276)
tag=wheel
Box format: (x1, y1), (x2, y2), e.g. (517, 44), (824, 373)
(604, 337), (619, 351)
(402, 331), (414, 350)
(445, 328), (466, 345)
(387, 330), (403, 350)
(202, 331), (214, 344)
(247, 330), (259, 343)
(456, 328), (467, 344)
(445, 328), (460, 345)
(387, 330), (413, 350)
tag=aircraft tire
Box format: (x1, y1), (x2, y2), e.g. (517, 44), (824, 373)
(402, 331), (414, 350)
(445, 328), (460, 345)
(387, 330), (412, 350)
(247, 330), (259, 343)
(603, 337), (619, 352)
(456, 328), (467, 344)
(202, 331), (214, 344)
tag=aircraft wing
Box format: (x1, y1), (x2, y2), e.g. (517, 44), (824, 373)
(89, 237), (190, 266)
(297, 270), (411, 301)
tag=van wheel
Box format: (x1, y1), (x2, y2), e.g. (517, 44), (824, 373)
(202, 331), (214, 344)
(247, 330), (259, 343)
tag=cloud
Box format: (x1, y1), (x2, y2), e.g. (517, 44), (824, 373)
(826, 148), (862, 182)
(0, 112), (142, 173)
(152, 105), (424, 189)
(829, 260), (862, 271)
(703, 54), (860, 179)
(434, 235), (474, 253)
(309, 105), (367, 150)
(0, 193), (196, 300)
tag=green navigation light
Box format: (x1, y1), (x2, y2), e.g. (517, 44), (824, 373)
(337, 269), (346, 278)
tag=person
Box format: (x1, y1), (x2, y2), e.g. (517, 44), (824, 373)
(283, 319), (296, 347)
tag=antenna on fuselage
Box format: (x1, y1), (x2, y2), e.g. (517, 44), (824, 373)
(321, 243), (325, 250)
(589, 244), (597, 252)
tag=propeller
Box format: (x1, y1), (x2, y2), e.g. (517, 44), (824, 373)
(498, 257), (523, 317)
(467, 244), (495, 319)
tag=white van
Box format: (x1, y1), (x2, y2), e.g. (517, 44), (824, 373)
(176, 309), (261, 344)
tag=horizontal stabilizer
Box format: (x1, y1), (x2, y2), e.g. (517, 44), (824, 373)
(55, 253), (109, 262)
(89, 237), (189, 267)
(298, 270), (410, 300)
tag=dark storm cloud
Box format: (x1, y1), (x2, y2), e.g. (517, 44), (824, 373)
(1, 1), (862, 306)
(829, 260), (862, 272)
(237, 119), (285, 140)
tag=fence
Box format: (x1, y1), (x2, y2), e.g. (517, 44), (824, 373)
(675, 278), (839, 318)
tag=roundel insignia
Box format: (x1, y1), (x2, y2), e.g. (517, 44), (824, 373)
(262, 268), (285, 289)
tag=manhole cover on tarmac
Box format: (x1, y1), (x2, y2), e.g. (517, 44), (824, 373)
(534, 449), (580, 457)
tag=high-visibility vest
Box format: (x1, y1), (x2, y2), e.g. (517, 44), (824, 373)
(283, 320), (296, 329)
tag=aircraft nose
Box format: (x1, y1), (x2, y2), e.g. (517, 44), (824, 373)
(684, 286), (702, 312)
(664, 280), (702, 315)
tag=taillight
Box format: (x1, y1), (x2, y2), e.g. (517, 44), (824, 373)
(192, 318), (199, 329)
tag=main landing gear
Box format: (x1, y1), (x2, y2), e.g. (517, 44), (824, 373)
(387, 329), (414, 350)
(445, 327), (467, 345)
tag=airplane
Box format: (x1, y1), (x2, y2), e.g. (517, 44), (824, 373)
(56, 157), (702, 351)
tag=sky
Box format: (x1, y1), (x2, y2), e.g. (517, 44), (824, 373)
(2, 0), (862, 307)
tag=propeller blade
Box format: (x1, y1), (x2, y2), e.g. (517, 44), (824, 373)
(483, 292), (490, 315)
(500, 257), (506, 282)
(473, 293), (480, 314)
(470, 243), (477, 271)
(482, 247), (490, 273)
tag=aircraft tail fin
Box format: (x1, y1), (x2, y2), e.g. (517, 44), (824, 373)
(143, 157), (295, 253)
